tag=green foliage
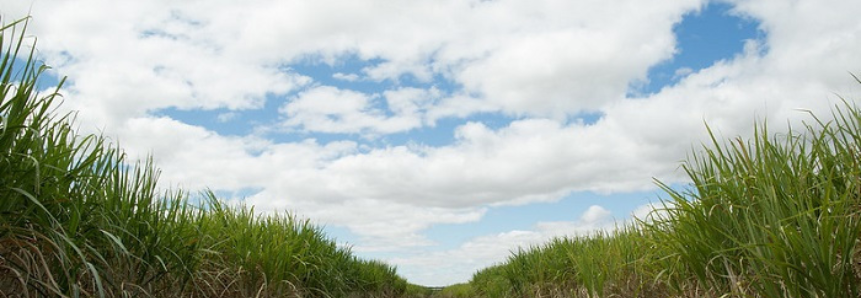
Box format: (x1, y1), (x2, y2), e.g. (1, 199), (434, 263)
(455, 82), (861, 297)
(464, 227), (666, 298)
(471, 264), (514, 297)
(650, 99), (861, 297)
(5, 13), (861, 298)
(0, 17), (415, 298)
(433, 283), (472, 298)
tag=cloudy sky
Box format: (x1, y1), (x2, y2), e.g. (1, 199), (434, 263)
(3, 0), (860, 286)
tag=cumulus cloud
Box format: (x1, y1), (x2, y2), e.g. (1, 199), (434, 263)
(280, 86), (435, 135)
(9, 2), (311, 130)
(332, 72), (360, 82)
(389, 205), (618, 286)
(305, 199), (486, 252)
(3, 0), (711, 130)
(117, 116), (360, 191)
(108, 111), (680, 252)
(308, 118), (680, 209)
(216, 112), (238, 123)
(3, 0), (861, 287)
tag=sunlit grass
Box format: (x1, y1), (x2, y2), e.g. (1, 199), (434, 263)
(456, 82), (861, 297)
(650, 98), (861, 297)
(4, 14), (860, 298)
(0, 17), (417, 298)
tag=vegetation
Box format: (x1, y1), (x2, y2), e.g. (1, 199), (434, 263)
(468, 227), (668, 297)
(454, 87), (861, 296)
(0, 17), (423, 298)
(4, 14), (861, 298)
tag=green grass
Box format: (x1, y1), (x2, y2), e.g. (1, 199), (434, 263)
(0, 17), (421, 298)
(650, 100), (861, 297)
(468, 227), (669, 298)
(451, 84), (861, 297)
(5, 14), (861, 298)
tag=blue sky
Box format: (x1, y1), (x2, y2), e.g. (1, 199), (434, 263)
(3, 0), (860, 286)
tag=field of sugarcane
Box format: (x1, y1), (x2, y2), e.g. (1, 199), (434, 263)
(0, 18), (439, 298)
(4, 14), (861, 298)
(442, 80), (861, 297)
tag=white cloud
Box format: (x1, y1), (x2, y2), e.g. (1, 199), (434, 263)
(280, 86), (427, 135)
(332, 72), (360, 82)
(217, 112), (238, 122)
(673, 67), (694, 79)
(4, 0), (861, 288)
(314, 200), (487, 252)
(389, 205), (617, 286)
(4, 0), (711, 130)
(578, 205), (613, 224)
(285, 117), (681, 209)
(383, 87), (439, 122)
(448, 0), (702, 118)
(10, 2), (312, 130)
(107, 111), (678, 254)
(631, 202), (675, 224)
(118, 117), (355, 191)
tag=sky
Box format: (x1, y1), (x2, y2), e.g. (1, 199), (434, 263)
(2, 0), (860, 286)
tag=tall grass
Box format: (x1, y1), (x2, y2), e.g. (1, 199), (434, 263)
(469, 227), (669, 298)
(651, 99), (861, 297)
(0, 17), (418, 298)
(457, 84), (861, 297)
(6, 13), (860, 298)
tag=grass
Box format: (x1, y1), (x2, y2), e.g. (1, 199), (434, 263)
(453, 84), (861, 297)
(468, 227), (669, 298)
(0, 17), (423, 298)
(4, 14), (861, 298)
